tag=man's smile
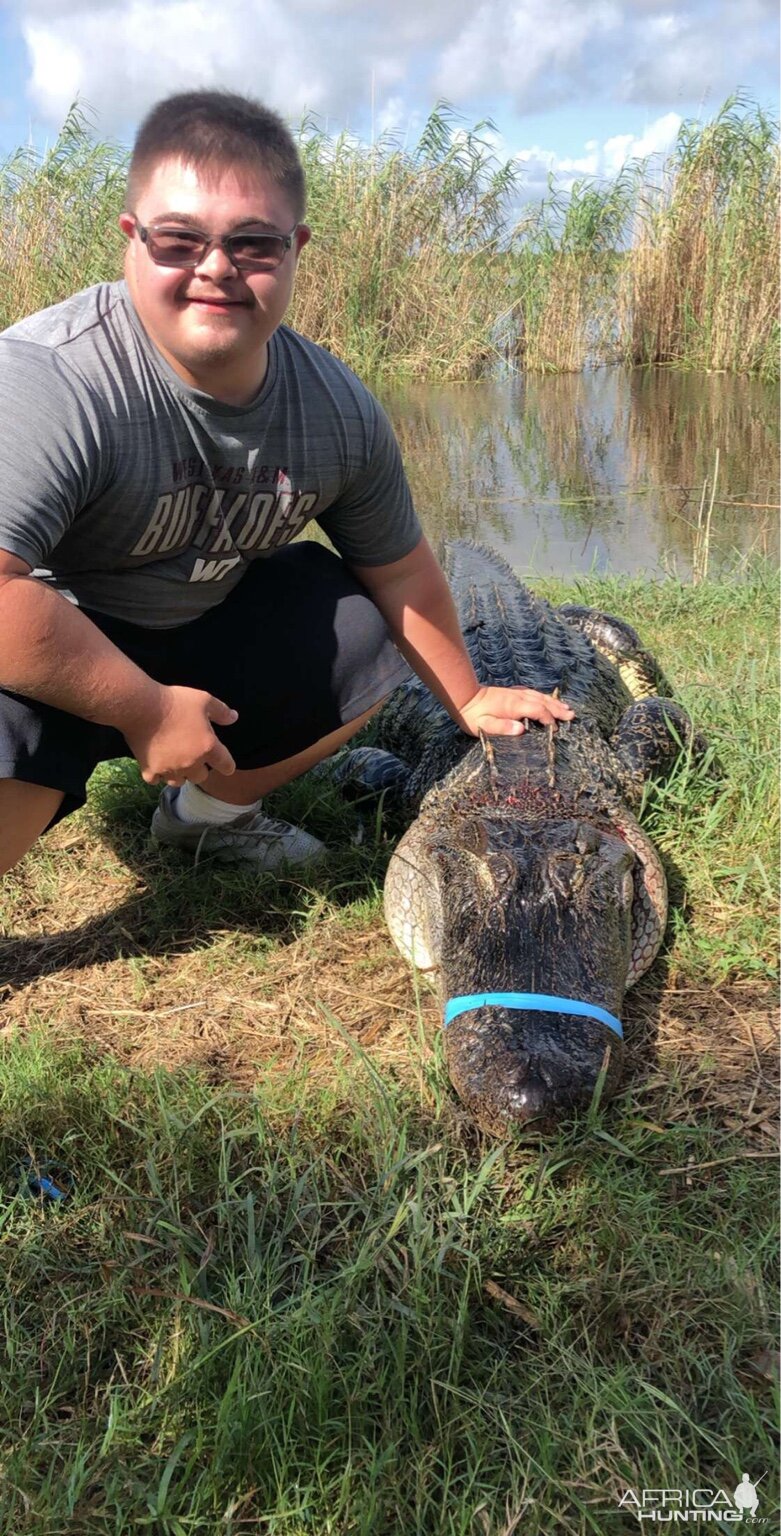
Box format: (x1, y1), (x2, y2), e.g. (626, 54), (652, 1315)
(185, 296), (248, 307)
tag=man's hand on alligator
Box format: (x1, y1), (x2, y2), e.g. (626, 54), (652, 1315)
(457, 685), (575, 737)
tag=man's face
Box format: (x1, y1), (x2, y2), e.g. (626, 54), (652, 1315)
(120, 157), (310, 402)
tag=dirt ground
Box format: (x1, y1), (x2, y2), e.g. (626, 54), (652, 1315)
(1, 810), (777, 1149)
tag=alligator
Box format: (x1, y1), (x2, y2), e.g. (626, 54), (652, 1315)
(336, 540), (706, 1134)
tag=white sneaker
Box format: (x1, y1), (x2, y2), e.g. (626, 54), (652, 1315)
(151, 786), (326, 870)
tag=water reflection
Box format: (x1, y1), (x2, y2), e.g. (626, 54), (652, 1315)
(381, 368), (779, 577)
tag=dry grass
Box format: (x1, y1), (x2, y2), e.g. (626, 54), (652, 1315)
(1, 793), (777, 1154)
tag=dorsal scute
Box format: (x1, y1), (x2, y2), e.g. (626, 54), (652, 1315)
(377, 540), (634, 805)
(441, 539), (627, 721)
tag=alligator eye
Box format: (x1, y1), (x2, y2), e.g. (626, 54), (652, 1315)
(427, 842), (455, 863)
(487, 852), (516, 887)
(459, 821), (489, 855)
(575, 823), (600, 854)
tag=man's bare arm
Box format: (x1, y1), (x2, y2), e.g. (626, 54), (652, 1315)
(0, 553), (237, 783)
(0, 552), (165, 730)
(351, 536), (575, 737)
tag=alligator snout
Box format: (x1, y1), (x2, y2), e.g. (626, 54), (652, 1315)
(444, 1004), (625, 1133)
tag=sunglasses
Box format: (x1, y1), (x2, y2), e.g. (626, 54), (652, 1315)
(130, 216), (301, 271)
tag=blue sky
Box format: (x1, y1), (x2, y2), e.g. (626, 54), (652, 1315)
(0, 0), (777, 196)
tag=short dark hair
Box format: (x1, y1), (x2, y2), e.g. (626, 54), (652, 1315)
(125, 90), (306, 219)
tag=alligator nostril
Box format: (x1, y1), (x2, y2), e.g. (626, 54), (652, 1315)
(508, 1071), (553, 1122)
(506, 1055), (600, 1124)
(446, 1004), (626, 1133)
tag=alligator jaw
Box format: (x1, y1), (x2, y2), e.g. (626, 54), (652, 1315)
(443, 1002), (626, 1134)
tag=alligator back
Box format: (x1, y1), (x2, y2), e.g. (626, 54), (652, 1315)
(377, 540), (633, 792)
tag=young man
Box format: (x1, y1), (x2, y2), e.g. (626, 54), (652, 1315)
(0, 90), (572, 876)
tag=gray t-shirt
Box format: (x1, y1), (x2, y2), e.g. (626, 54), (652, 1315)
(0, 282), (422, 628)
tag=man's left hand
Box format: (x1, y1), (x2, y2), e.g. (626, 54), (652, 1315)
(457, 685), (575, 737)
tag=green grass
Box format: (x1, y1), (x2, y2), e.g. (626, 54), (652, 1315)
(0, 570), (777, 1533)
(0, 1038), (777, 1535)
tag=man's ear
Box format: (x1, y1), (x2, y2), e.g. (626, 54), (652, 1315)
(295, 224), (312, 253)
(118, 212), (135, 239)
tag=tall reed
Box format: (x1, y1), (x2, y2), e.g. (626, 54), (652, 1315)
(0, 106), (126, 328)
(509, 170), (637, 372)
(0, 97), (776, 381)
(620, 95), (779, 379)
(290, 110), (518, 379)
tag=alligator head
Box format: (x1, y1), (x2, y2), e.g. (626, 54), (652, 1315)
(384, 736), (653, 1132)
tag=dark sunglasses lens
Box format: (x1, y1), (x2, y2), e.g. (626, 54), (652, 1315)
(226, 234), (286, 268)
(144, 227), (290, 269)
(147, 230), (207, 266)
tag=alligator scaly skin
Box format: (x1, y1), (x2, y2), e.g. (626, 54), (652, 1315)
(377, 541), (637, 812)
(353, 541), (697, 1132)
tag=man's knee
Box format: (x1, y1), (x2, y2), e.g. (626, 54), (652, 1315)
(0, 780), (64, 875)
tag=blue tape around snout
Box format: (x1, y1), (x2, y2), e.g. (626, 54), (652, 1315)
(443, 993), (623, 1039)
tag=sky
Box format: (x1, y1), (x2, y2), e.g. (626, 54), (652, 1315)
(0, 0), (777, 200)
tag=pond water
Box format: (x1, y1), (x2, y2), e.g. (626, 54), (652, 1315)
(381, 367), (779, 579)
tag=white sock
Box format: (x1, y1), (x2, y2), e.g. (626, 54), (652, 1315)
(173, 781), (264, 826)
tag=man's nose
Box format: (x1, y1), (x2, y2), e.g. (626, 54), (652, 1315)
(194, 241), (239, 279)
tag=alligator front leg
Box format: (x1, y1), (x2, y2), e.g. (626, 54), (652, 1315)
(557, 604), (673, 699)
(611, 697), (709, 782)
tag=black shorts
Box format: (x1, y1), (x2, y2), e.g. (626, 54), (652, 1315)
(0, 542), (411, 830)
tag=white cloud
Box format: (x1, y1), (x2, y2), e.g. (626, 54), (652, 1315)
(374, 96), (425, 145)
(25, 25), (82, 118)
(602, 111), (681, 171)
(619, 5), (773, 103)
(22, 0), (333, 127)
(435, 0), (623, 113)
(8, 0), (778, 142)
(509, 111), (682, 202)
